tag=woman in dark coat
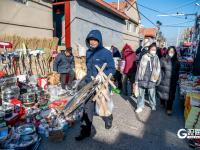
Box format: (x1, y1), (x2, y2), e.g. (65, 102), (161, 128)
(157, 46), (180, 115)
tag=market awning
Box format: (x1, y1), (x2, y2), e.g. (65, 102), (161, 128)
(183, 42), (193, 47)
(0, 41), (12, 49)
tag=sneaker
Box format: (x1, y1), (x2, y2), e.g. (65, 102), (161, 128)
(135, 108), (143, 113)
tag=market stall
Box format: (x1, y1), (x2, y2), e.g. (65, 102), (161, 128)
(0, 55), (117, 149)
(179, 45), (200, 148)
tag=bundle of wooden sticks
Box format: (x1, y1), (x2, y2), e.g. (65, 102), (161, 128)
(61, 63), (116, 118)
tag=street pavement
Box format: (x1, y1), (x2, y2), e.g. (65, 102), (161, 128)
(40, 92), (192, 150)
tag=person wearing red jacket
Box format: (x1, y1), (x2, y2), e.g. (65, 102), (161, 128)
(121, 44), (137, 96)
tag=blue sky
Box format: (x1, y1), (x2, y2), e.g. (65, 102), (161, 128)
(105, 0), (199, 46)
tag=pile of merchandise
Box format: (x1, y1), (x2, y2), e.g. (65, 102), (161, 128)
(0, 74), (83, 149)
(177, 45), (200, 148)
(179, 73), (200, 148)
(0, 40), (118, 149)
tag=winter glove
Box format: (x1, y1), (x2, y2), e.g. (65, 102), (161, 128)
(95, 74), (104, 83)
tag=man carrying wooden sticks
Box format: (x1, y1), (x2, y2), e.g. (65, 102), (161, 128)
(75, 30), (115, 141)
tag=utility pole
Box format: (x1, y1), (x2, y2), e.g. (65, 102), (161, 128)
(156, 21), (162, 47)
(176, 28), (180, 47)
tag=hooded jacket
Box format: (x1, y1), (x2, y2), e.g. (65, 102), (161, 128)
(112, 46), (121, 58)
(53, 51), (74, 74)
(85, 30), (115, 83)
(122, 44), (137, 75)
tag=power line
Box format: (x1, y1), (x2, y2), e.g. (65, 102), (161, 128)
(166, 0), (198, 12)
(124, 0), (157, 27)
(137, 3), (194, 21)
(124, 1), (194, 28)
(162, 25), (192, 28)
(163, 20), (195, 26)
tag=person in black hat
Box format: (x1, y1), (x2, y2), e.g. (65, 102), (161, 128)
(53, 47), (74, 93)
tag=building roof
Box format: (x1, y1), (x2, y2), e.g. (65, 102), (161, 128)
(87, 0), (129, 20)
(53, 0), (136, 21)
(140, 28), (157, 38)
(109, 0), (135, 12)
(109, 1), (128, 13)
(108, 0), (140, 24)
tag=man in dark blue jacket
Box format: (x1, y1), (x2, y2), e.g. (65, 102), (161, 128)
(75, 30), (115, 141)
(53, 47), (74, 93)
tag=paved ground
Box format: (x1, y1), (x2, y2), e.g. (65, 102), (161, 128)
(40, 90), (191, 150)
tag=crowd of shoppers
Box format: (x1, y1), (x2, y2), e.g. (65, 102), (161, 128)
(53, 30), (180, 141)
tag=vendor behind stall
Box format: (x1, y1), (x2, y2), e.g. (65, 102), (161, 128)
(53, 47), (75, 92)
